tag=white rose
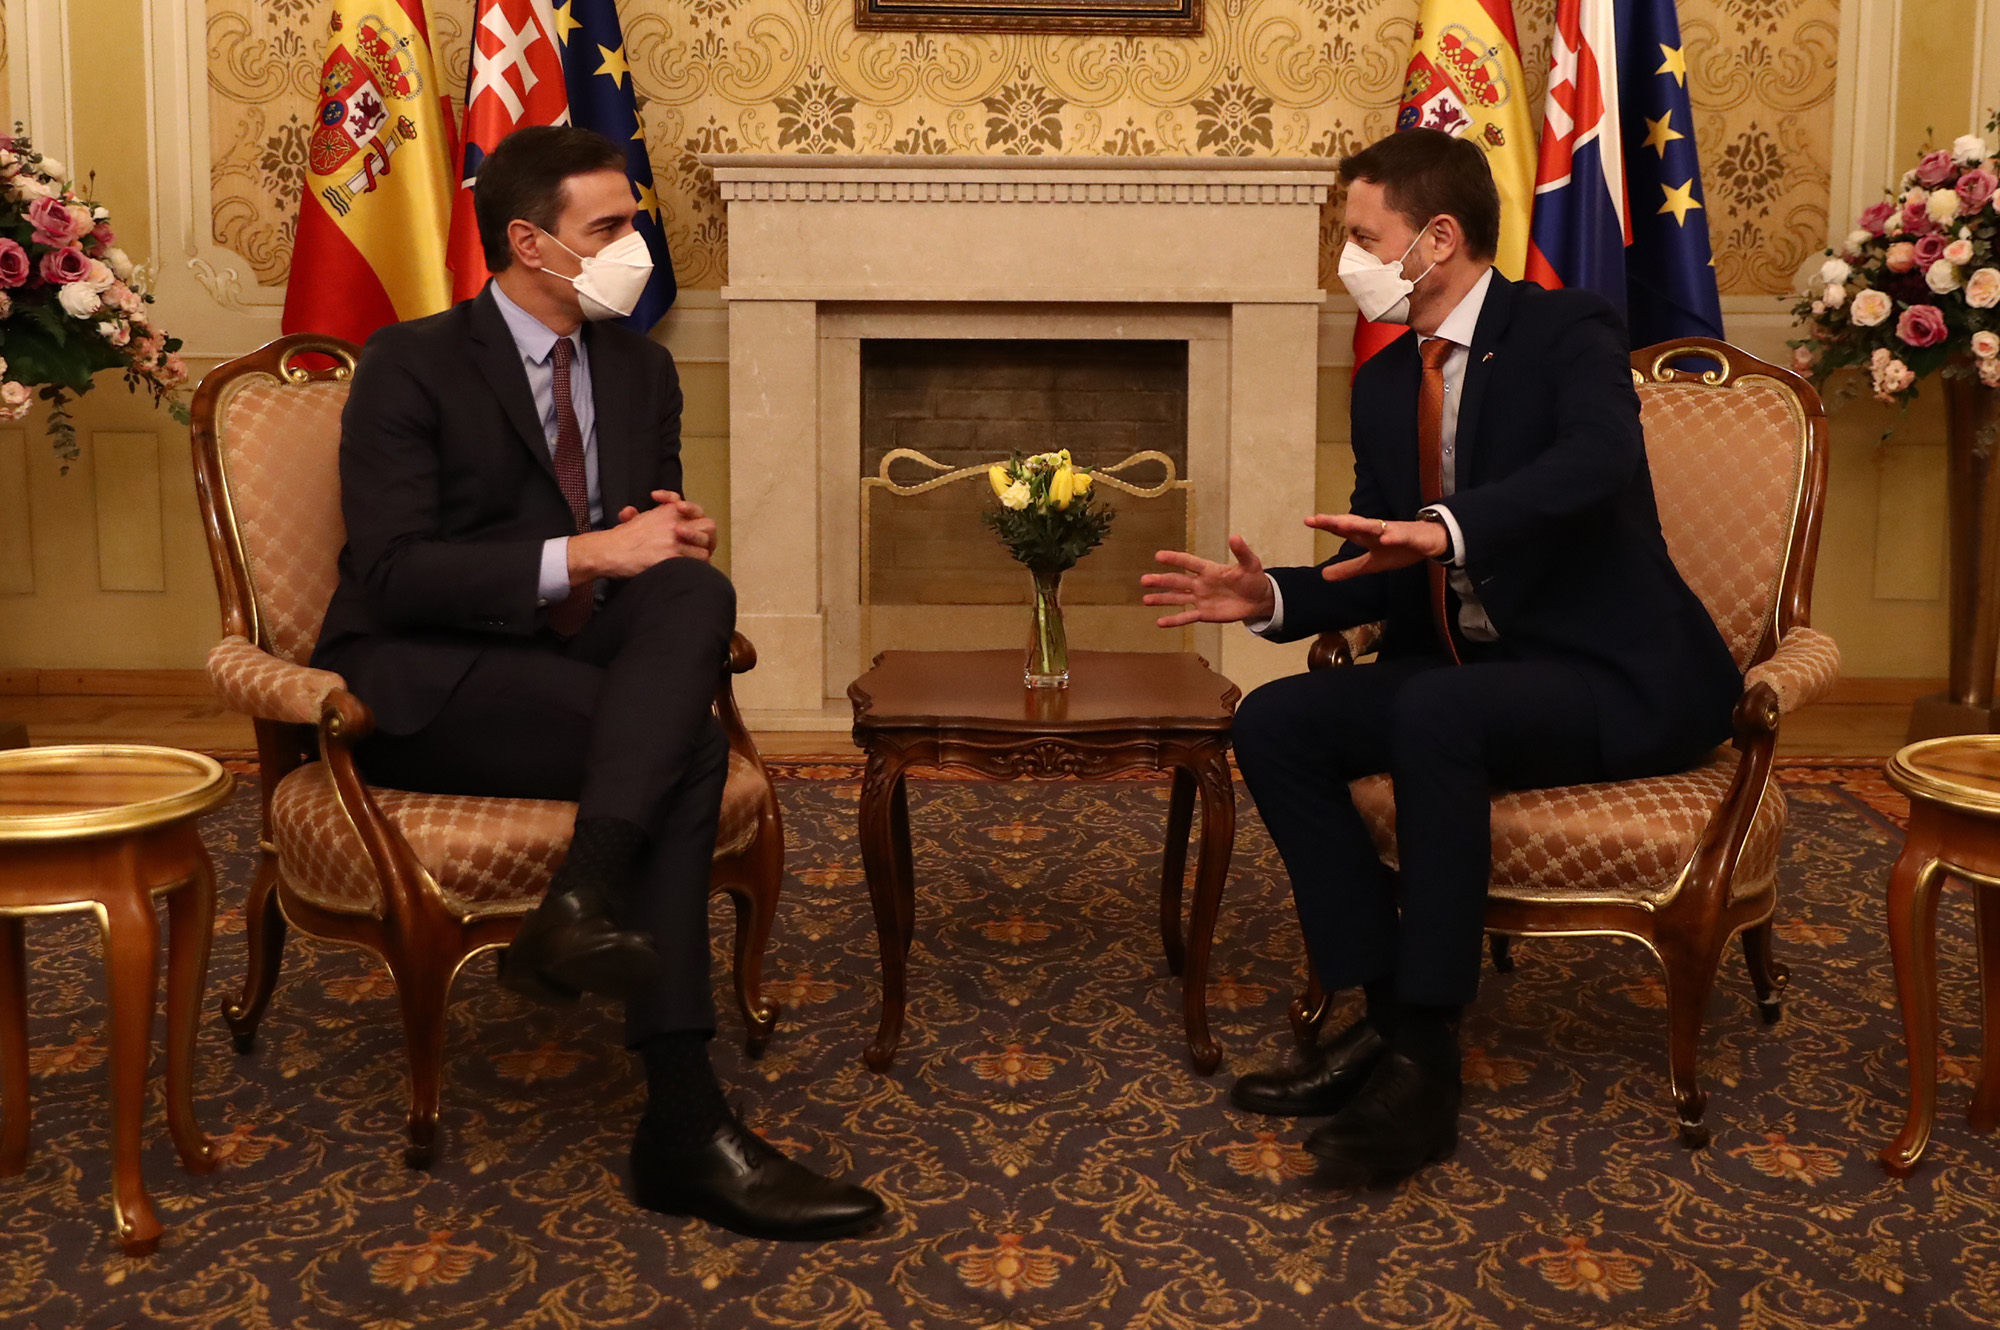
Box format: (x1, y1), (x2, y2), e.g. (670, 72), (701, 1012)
(1984, 358), (2000, 387)
(1966, 268), (2000, 308)
(1811, 300), (1826, 315)
(1947, 239), (1977, 265)
(1906, 186), (1930, 207)
(91, 205), (108, 221)
(38, 156), (64, 180)
(1927, 260), (1963, 293)
(1928, 189), (1962, 226)
(1973, 330), (2000, 359)
(56, 282), (100, 318)
(1849, 288), (1894, 326)
(11, 176), (53, 202)
(1824, 284), (1847, 308)
(82, 259), (114, 292)
(105, 247), (134, 282)
(1955, 135), (1990, 165)
(1818, 257), (1851, 285)
(1001, 479), (1031, 511)
(1886, 214), (1907, 236)
(1845, 229), (1873, 252)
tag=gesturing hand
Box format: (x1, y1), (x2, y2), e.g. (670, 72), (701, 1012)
(1307, 513), (1448, 582)
(1140, 536), (1277, 628)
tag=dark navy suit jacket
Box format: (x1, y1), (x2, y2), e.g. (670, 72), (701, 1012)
(310, 285), (685, 735)
(1262, 274), (1741, 772)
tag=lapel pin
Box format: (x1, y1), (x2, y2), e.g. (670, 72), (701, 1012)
(1481, 352), (1494, 363)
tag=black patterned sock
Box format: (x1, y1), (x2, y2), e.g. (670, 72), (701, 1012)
(553, 816), (649, 905)
(1393, 1004), (1462, 1083)
(640, 1032), (730, 1148)
(1363, 978), (1400, 1038)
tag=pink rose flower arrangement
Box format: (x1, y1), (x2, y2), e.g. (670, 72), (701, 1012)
(1793, 112), (2000, 411)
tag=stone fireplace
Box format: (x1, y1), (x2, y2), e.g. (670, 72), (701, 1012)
(705, 153), (1337, 721)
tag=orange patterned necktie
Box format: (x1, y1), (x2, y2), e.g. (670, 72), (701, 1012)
(1416, 336), (1462, 665)
(548, 337), (594, 637)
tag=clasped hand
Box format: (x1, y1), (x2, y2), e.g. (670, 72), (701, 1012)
(568, 490), (717, 583)
(1139, 514), (1447, 628)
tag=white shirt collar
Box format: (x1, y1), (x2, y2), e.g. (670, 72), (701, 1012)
(1428, 266), (1496, 350)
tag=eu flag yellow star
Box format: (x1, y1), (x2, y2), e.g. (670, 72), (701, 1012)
(596, 43), (629, 89)
(1643, 110), (1685, 158)
(550, 1), (580, 45)
(1656, 42), (1687, 86)
(634, 180), (661, 222)
(1658, 179), (1703, 226)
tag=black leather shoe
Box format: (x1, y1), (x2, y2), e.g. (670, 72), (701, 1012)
(1229, 1018), (1388, 1117)
(500, 887), (659, 1004)
(1304, 1050), (1460, 1185)
(632, 1113), (886, 1241)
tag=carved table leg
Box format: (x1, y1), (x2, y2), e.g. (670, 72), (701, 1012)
(1159, 767), (1195, 978)
(1972, 883), (2000, 1134)
(860, 749), (914, 1072)
(1881, 825), (1948, 1178)
(1181, 747), (1235, 1076)
(100, 852), (164, 1256)
(0, 915), (26, 1175)
(890, 771), (916, 958)
(164, 833), (218, 1175)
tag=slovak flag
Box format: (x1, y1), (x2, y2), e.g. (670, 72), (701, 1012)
(1524, 0), (1628, 298)
(445, 0), (570, 305)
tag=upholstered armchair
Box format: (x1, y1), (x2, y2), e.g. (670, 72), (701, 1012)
(1295, 338), (1838, 1148)
(190, 334), (784, 1167)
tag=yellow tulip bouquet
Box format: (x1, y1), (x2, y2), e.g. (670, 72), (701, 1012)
(982, 449), (1115, 688)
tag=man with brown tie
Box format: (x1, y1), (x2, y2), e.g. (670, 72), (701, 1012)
(312, 126), (882, 1239)
(1141, 129), (1741, 1181)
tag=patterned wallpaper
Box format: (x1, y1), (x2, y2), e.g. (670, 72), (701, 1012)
(204, 0), (1836, 296)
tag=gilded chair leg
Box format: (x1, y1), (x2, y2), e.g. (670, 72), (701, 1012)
(1288, 967), (1329, 1047)
(389, 957), (452, 1170)
(1740, 920), (1788, 1025)
(726, 822), (783, 1057)
(224, 853), (287, 1054)
(1489, 934), (1514, 974)
(1660, 939), (1726, 1150)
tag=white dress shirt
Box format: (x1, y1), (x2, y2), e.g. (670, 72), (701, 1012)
(1256, 266), (1498, 643)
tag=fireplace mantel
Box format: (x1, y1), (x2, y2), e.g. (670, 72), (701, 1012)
(703, 153), (1339, 721)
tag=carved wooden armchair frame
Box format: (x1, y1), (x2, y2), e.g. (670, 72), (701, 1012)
(189, 334), (784, 1167)
(1293, 337), (1837, 1147)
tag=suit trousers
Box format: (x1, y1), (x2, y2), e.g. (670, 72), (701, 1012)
(1231, 647), (1609, 1010)
(355, 558), (738, 1044)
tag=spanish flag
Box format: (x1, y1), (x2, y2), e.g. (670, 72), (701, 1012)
(282, 0), (457, 344)
(1353, 0), (1537, 368)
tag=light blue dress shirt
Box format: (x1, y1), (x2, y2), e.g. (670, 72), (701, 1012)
(489, 281), (601, 607)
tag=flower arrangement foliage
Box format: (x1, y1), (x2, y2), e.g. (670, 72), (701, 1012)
(1791, 111), (2000, 413)
(982, 449), (1115, 572)
(0, 129), (189, 468)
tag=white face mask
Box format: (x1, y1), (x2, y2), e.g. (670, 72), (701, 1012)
(1337, 221), (1440, 325)
(538, 227), (654, 321)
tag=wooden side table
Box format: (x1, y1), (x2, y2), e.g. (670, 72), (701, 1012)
(1881, 735), (2000, 1176)
(0, 745), (234, 1254)
(848, 650), (1239, 1074)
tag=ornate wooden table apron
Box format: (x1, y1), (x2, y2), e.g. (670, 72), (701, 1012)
(848, 650), (1240, 1074)
(1881, 735), (2000, 1176)
(0, 745), (233, 1255)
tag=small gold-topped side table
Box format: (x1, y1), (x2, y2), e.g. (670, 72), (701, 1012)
(1882, 735), (2000, 1176)
(0, 745), (234, 1254)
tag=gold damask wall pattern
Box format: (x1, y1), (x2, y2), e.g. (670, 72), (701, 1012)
(207, 0), (1834, 297)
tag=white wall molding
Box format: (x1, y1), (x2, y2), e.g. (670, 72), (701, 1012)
(1829, 0), (1903, 251)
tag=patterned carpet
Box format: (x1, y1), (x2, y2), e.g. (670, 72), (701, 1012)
(2, 760), (1996, 1329)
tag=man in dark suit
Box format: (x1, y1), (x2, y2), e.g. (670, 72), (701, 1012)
(311, 126), (882, 1240)
(1142, 129), (1741, 1181)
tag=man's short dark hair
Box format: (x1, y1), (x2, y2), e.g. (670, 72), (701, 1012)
(474, 126), (629, 272)
(1337, 128), (1501, 262)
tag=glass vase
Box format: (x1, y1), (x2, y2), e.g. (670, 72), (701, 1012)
(1024, 566), (1069, 689)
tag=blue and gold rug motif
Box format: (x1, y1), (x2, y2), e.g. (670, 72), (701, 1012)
(2, 761), (1995, 1328)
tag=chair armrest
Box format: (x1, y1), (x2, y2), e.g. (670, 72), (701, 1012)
(209, 635), (348, 726)
(1742, 626), (1841, 715)
(728, 630), (757, 675)
(715, 632), (764, 771)
(1308, 623), (1385, 672)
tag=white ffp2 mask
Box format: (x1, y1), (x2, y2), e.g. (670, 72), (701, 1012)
(540, 227), (654, 321)
(1337, 224), (1438, 325)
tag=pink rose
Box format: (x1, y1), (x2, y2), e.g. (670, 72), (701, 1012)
(1886, 242), (1917, 273)
(1896, 303), (1948, 347)
(38, 244), (89, 285)
(1959, 167), (1998, 214)
(1915, 150), (1958, 187)
(25, 195), (70, 243)
(1791, 345), (1817, 373)
(1902, 195), (1937, 234)
(1914, 234), (1949, 267)
(1858, 201), (1897, 234)
(0, 238), (28, 288)
(0, 382), (30, 410)
(88, 221), (113, 251)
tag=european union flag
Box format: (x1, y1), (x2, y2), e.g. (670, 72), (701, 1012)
(1617, 0), (1723, 345)
(558, 0), (676, 331)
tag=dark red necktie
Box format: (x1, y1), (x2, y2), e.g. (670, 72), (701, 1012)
(1416, 336), (1462, 665)
(548, 337), (594, 636)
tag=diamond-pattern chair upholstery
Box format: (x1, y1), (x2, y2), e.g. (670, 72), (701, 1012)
(191, 335), (785, 1167)
(1302, 339), (1837, 1148)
